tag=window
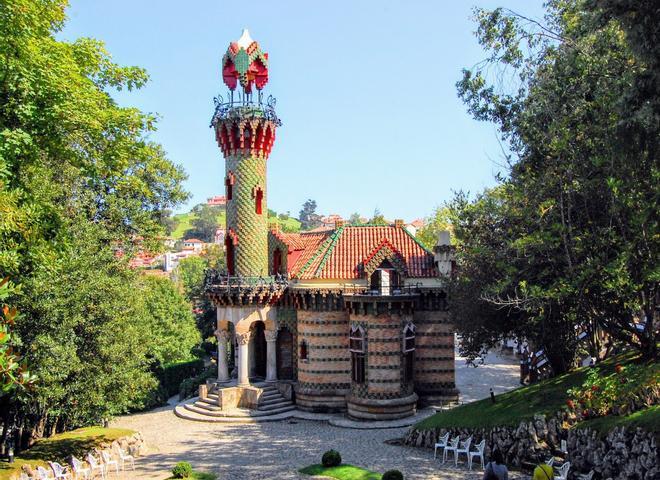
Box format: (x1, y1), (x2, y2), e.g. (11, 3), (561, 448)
(299, 340), (308, 361)
(225, 172), (235, 201)
(255, 187), (263, 215)
(349, 325), (366, 384)
(403, 323), (415, 352)
(225, 235), (235, 275)
(272, 248), (282, 275)
(402, 323), (415, 384)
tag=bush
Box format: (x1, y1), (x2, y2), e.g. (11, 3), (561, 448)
(179, 366), (217, 400)
(382, 470), (404, 480)
(171, 461), (193, 478)
(159, 358), (205, 397)
(321, 449), (341, 468)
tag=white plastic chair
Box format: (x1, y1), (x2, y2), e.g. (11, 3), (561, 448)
(101, 451), (119, 476)
(70, 456), (90, 480)
(86, 453), (105, 479)
(577, 471), (594, 480)
(19, 474), (34, 480)
(117, 447), (134, 471)
(433, 432), (450, 459)
(554, 462), (571, 480)
(442, 436), (460, 464)
(455, 435), (473, 466)
(36, 467), (54, 480)
(49, 462), (72, 480)
(546, 457), (555, 466)
(468, 439), (486, 470)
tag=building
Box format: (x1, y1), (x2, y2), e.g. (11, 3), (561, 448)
(214, 227), (226, 245)
(207, 195), (227, 207)
(191, 30), (457, 421)
(405, 218), (425, 237)
(164, 249), (200, 272)
(320, 214), (343, 228)
(182, 238), (204, 252)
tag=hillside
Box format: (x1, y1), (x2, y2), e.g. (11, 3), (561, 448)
(415, 353), (658, 432)
(171, 207), (300, 240)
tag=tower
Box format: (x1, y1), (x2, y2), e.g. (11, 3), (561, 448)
(212, 29), (280, 277)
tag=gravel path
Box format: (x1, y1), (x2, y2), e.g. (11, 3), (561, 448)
(111, 347), (523, 479)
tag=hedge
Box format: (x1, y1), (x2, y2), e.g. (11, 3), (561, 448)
(158, 358), (205, 398)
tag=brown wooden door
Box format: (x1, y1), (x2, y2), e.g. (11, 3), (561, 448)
(277, 329), (294, 380)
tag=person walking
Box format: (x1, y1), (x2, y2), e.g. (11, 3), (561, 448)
(483, 449), (508, 480)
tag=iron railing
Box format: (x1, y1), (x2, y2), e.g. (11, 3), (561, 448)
(210, 91), (281, 127)
(203, 269), (289, 293)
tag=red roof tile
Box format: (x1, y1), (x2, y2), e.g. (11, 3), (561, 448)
(294, 225), (436, 280)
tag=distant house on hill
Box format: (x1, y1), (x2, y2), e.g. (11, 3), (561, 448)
(207, 195), (227, 207)
(320, 214), (343, 228)
(164, 249), (199, 272)
(183, 238), (204, 252)
(406, 218), (425, 236)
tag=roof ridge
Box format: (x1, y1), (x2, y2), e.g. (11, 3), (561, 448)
(312, 226), (345, 277)
(294, 229), (339, 279)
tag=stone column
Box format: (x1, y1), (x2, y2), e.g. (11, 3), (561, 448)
(265, 329), (278, 383)
(214, 329), (232, 383)
(236, 332), (251, 386)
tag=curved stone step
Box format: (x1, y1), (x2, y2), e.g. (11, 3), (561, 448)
(183, 402), (295, 418)
(258, 400), (293, 410)
(175, 404), (296, 423)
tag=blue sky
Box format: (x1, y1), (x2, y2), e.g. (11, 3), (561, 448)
(61, 1), (545, 221)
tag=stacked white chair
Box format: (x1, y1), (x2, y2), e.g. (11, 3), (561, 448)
(117, 447), (135, 471)
(70, 456), (90, 479)
(442, 436), (460, 464)
(468, 439), (486, 470)
(577, 471), (594, 480)
(36, 466), (53, 480)
(454, 435), (473, 466)
(86, 453), (105, 479)
(554, 461), (571, 480)
(48, 462), (72, 480)
(433, 432), (450, 459)
(101, 450), (119, 476)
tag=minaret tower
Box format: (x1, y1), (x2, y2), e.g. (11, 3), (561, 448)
(212, 29), (280, 277)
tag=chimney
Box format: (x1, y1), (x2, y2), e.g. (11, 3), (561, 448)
(335, 219), (345, 228)
(434, 230), (454, 277)
(394, 219), (404, 228)
(269, 222), (280, 233)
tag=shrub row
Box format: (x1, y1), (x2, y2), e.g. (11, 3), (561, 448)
(179, 366), (217, 400)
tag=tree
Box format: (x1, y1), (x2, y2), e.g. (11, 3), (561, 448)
(348, 213), (363, 225)
(451, 0), (659, 370)
(174, 256), (207, 302)
(368, 208), (388, 226)
(0, 0), (190, 444)
(185, 205), (220, 242)
(299, 199), (322, 230)
(416, 206), (455, 250)
(138, 276), (200, 366)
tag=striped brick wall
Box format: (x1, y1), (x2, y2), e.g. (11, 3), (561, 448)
(413, 310), (457, 400)
(295, 310), (350, 411)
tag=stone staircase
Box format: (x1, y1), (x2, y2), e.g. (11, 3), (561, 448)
(175, 382), (296, 423)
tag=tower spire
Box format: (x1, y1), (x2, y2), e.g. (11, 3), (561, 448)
(212, 31), (281, 277)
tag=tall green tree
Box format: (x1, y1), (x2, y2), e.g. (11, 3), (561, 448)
(451, 0), (659, 370)
(185, 204), (221, 242)
(299, 199), (322, 230)
(0, 0), (192, 443)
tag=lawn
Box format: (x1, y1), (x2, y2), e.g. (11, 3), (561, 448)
(576, 405), (660, 440)
(0, 427), (135, 480)
(299, 464), (381, 480)
(415, 353), (646, 430)
(171, 209), (301, 239)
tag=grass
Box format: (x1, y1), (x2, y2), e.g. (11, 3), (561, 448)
(299, 464), (381, 480)
(167, 472), (217, 480)
(576, 405), (660, 440)
(0, 427), (135, 480)
(415, 352), (644, 431)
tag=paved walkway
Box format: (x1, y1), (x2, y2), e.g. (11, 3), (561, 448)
(111, 347), (522, 479)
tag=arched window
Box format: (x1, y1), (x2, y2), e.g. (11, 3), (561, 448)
(272, 248), (282, 275)
(299, 339), (308, 361)
(402, 323), (416, 384)
(225, 236), (235, 275)
(349, 325), (366, 384)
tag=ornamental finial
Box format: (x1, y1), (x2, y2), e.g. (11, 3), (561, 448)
(222, 29), (269, 93)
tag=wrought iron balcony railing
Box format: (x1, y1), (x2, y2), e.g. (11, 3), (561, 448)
(203, 269), (289, 294)
(210, 91), (281, 127)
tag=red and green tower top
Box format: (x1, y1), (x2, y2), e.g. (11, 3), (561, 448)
(211, 30), (281, 278)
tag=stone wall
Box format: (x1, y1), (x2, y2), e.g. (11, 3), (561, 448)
(404, 412), (658, 479)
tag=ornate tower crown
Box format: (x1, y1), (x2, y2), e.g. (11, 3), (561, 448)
(222, 28), (269, 93)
